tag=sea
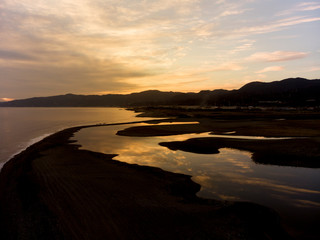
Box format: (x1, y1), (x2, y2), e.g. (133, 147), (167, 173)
(0, 107), (141, 168)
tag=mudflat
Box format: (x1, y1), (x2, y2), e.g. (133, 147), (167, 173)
(0, 121), (291, 240)
(120, 108), (320, 168)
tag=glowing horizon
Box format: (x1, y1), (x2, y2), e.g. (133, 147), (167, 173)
(0, 98), (15, 102)
(0, 0), (319, 99)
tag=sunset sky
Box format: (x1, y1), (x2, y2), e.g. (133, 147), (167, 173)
(0, 0), (319, 100)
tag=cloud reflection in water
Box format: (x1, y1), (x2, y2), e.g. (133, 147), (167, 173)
(73, 123), (320, 227)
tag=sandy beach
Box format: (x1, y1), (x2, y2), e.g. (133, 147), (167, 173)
(0, 119), (294, 240)
(1, 108), (320, 239)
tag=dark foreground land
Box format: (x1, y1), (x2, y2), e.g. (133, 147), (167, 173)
(0, 123), (292, 240)
(1, 108), (319, 240)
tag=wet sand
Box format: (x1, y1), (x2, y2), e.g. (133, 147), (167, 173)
(0, 122), (291, 240)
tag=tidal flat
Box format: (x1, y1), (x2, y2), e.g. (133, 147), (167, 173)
(119, 107), (320, 239)
(0, 108), (319, 240)
(126, 107), (320, 168)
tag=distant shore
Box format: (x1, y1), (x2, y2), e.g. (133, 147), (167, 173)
(0, 119), (292, 240)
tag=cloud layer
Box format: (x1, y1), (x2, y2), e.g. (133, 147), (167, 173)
(247, 51), (309, 62)
(0, 0), (319, 98)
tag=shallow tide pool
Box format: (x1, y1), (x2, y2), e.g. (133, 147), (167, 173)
(73, 123), (320, 239)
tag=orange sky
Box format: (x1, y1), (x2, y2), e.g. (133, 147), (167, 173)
(0, 0), (319, 99)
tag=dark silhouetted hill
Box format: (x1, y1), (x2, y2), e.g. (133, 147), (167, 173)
(1, 78), (319, 107)
(233, 77), (320, 106)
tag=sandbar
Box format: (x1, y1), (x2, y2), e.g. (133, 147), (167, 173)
(0, 122), (291, 240)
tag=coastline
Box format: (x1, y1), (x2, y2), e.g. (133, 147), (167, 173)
(0, 122), (291, 240)
(0, 133), (53, 170)
(0, 107), (144, 166)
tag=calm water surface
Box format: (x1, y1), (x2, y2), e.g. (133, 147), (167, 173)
(73, 123), (320, 239)
(0, 107), (144, 167)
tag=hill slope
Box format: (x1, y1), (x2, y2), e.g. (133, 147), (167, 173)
(1, 78), (319, 107)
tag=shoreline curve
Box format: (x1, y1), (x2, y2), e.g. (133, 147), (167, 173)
(0, 122), (292, 240)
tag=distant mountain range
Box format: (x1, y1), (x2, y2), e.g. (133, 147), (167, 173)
(1, 78), (320, 107)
